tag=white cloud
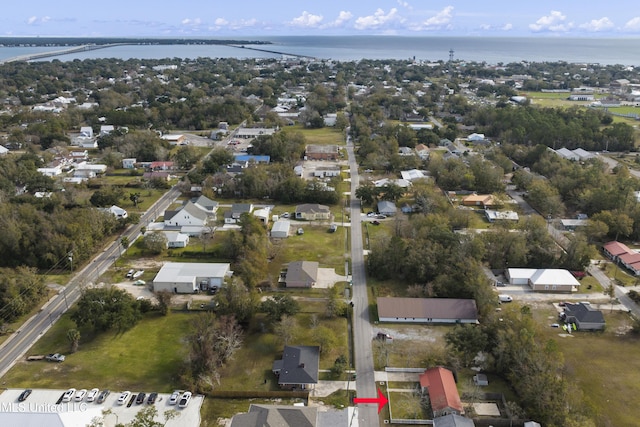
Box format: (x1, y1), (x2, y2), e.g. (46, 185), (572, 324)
(289, 11), (324, 28)
(410, 6), (454, 31)
(579, 17), (614, 32)
(181, 18), (202, 26)
(214, 18), (228, 27)
(354, 8), (400, 30)
(41, 16), (51, 23)
(27, 16), (38, 25)
(529, 10), (573, 32)
(502, 23), (513, 31)
(322, 11), (353, 28)
(624, 17), (640, 30)
(478, 22), (513, 32)
(396, 0), (412, 10)
(229, 18), (258, 30)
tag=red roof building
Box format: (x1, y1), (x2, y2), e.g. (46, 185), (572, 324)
(603, 241), (631, 259)
(419, 367), (463, 417)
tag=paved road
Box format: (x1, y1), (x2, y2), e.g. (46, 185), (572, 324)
(0, 187), (181, 379)
(346, 133), (379, 426)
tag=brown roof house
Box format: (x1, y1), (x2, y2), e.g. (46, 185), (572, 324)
(420, 367), (464, 418)
(377, 297), (478, 324)
(272, 345), (320, 390)
(285, 261), (319, 288)
(305, 144), (339, 161)
(295, 204), (331, 221)
(461, 194), (495, 208)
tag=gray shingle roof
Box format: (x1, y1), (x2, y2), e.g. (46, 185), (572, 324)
(274, 345), (319, 386)
(230, 404), (317, 427)
(564, 303), (605, 324)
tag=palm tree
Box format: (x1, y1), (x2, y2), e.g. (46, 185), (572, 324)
(67, 328), (81, 353)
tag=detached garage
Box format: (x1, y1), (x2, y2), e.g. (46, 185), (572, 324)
(152, 262), (232, 294)
(271, 220), (290, 238)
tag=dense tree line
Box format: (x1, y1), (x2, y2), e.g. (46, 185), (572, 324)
(0, 267), (47, 325)
(471, 105), (635, 152)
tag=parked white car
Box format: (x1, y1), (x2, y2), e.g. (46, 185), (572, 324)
(61, 388), (76, 403)
(74, 389), (87, 401)
(178, 391), (192, 408)
(86, 388), (100, 402)
(498, 294), (513, 303)
(117, 391), (131, 405)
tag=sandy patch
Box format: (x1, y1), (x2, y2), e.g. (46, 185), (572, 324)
(473, 402), (501, 416)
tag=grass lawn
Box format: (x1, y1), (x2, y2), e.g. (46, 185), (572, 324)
(268, 224), (347, 280)
(388, 390), (427, 420)
(282, 125), (345, 146)
(2, 312), (192, 392)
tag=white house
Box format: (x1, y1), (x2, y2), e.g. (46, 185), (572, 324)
(73, 162), (107, 178)
(377, 200), (397, 216)
(0, 145), (9, 156)
(163, 231), (190, 248)
(253, 207), (271, 224)
(164, 202), (210, 228)
(80, 126), (94, 138)
(152, 262), (232, 294)
(106, 205), (128, 219)
(122, 158), (137, 169)
(224, 204), (254, 224)
(468, 133), (485, 141)
(37, 166), (63, 177)
(99, 125), (115, 136)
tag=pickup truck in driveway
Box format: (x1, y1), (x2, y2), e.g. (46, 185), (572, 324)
(46, 353), (66, 362)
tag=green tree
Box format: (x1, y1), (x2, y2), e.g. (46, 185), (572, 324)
(355, 183), (378, 206)
(331, 354), (348, 377)
(261, 294), (300, 323)
(129, 192), (141, 208)
(445, 324), (488, 367)
(202, 147), (234, 173)
(120, 236), (130, 255)
(124, 403), (178, 427)
(154, 290), (174, 316)
(172, 145), (200, 170)
(71, 286), (142, 333)
(215, 281), (257, 326)
(143, 232), (167, 255)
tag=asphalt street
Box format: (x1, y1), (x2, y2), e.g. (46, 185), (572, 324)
(347, 133), (379, 426)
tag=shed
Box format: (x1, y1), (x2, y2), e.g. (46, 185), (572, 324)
(472, 374), (488, 386)
(271, 220), (291, 238)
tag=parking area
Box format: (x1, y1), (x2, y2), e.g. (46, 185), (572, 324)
(0, 388), (203, 427)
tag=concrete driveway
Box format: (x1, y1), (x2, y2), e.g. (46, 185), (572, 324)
(315, 268), (347, 289)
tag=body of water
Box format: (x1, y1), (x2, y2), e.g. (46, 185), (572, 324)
(0, 36), (639, 65)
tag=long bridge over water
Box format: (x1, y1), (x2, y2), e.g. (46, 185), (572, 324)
(0, 42), (316, 64)
(0, 44), (125, 64)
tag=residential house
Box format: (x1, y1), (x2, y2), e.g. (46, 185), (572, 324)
(285, 261), (319, 288)
(401, 169), (427, 181)
(313, 167), (341, 178)
(163, 231), (190, 248)
(560, 302), (605, 331)
(419, 367), (463, 417)
(377, 297), (478, 324)
(467, 133), (485, 142)
(461, 194), (495, 208)
(70, 150), (89, 161)
(191, 195), (219, 218)
(295, 204), (331, 221)
(229, 404), (318, 427)
(122, 158), (137, 169)
(484, 209), (519, 222)
(99, 125), (115, 136)
(37, 165), (63, 177)
(377, 200), (397, 216)
(0, 145), (10, 156)
(149, 161), (174, 171)
(433, 414), (476, 427)
(152, 262), (232, 293)
(271, 220), (291, 238)
(224, 203), (254, 224)
(305, 145), (339, 161)
(272, 345), (320, 390)
(80, 126), (94, 138)
(161, 134), (186, 145)
(164, 202), (211, 229)
(560, 219), (588, 231)
(603, 241), (631, 260)
(74, 162), (107, 178)
(415, 144), (430, 160)
(234, 154), (271, 164)
(398, 146), (414, 156)
(105, 205), (128, 219)
(235, 127), (277, 140)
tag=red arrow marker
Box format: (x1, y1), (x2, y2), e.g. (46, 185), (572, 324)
(353, 388), (388, 413)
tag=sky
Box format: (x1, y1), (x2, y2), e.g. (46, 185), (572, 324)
(3, 1), (640, 38)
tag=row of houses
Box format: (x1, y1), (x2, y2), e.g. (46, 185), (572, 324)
(603, 241), (640, 275)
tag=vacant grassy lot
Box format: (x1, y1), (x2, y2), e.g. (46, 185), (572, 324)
(282, 125), (345, 146)
(269, 224), (347, 280)
(530, 302), (640, 426)
(3, 312), (192, 392)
